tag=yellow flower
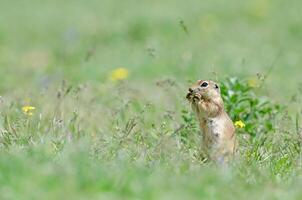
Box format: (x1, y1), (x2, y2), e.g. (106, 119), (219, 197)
(234, 120), (245, 129)
(199, 14), (217, 33)
(247, 78), (259, 88)
(22, 106), (35, 116)
(248, 0), (270, 19)
(109, 68), (129, 81)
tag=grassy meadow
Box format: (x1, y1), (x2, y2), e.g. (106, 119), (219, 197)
(0, 0), (302, 199)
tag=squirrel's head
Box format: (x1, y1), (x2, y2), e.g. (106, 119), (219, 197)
(186, 80), (221, 102)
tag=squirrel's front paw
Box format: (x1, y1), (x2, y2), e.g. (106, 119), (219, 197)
(197, 98), (205, 105)
(192, 93), (201, 101)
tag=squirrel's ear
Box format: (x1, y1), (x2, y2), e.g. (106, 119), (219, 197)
(198, 79), (206, 84)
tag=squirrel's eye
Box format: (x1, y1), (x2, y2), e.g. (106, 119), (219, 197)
(200, 82), (208, 87)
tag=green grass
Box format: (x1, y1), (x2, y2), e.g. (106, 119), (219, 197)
(0, 0), (302, 199)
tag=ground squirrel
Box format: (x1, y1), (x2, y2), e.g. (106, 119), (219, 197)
(186, 80), (236, 163)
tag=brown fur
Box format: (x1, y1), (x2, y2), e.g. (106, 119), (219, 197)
(186, 80), (236, 163)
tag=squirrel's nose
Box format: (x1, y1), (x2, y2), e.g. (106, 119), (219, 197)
(188, 88), (193, 93)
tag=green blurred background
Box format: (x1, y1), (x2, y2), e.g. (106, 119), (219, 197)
(0, 0), (301, 98)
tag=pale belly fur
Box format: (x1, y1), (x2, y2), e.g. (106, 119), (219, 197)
(200, 114), (235, 161)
